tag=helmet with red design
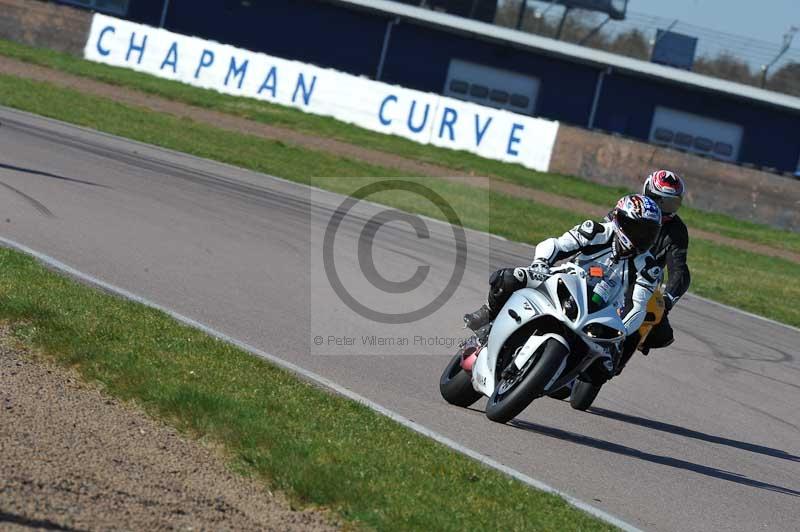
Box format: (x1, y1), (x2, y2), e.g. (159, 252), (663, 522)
(643, 170), (685, 219)
(611, 194), (662, 257)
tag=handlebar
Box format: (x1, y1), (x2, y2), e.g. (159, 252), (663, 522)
(547, 261), (582, 275)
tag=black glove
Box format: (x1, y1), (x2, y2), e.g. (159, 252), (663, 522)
(664, 293), (676, 312)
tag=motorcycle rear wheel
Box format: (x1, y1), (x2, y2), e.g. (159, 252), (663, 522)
(569, 379), (602, 411)
(485, 338), (568, 423)
(440, 353), (482, 407)
(548, 386), (572, 400)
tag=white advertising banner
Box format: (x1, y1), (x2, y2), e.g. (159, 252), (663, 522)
(84, 14), (559, 171)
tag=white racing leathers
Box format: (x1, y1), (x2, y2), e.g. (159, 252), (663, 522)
(532, 220), (662, 337)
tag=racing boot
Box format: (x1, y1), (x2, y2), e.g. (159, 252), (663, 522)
(463, 304), (493, 333)
(474, 323), (492, 346)
(639, 336), (673, 356)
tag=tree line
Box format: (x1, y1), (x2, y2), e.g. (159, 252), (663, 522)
(494, 1), (800, 97)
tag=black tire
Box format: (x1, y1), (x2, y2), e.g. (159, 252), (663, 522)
(439, 353), (482, 407)
(485, 339), (568, 423)
(569, 379), (603, 411)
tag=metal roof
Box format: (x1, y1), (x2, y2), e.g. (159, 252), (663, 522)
(333, 0), (800, 113)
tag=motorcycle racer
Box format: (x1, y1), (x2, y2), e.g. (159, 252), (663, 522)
(464, 194), (663, 384)
(613, 170), (690, 373)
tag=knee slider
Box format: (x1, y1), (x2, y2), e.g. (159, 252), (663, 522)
(488, 268), (526, 311)
(490, 268), (525, 293)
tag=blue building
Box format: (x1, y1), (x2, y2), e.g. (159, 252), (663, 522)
(60, 0), (800, 175)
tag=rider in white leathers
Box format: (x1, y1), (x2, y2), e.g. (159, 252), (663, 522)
(464, 194), (663, 383)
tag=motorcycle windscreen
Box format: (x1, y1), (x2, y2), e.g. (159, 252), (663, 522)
(584, 260), (624, 314)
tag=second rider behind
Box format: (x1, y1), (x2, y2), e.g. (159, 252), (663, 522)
(464, 194), (663, 384)
(613, 170), (690, 374)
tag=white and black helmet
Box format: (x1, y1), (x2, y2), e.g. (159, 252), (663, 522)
(612, 194), (662, 256)
(643, 170), (686, 217)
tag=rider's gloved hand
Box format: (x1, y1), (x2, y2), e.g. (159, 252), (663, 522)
(526, 260), (551, 282)
(664, 293), (676, 312)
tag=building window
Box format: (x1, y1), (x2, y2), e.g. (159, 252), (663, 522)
(693, 137), (714, 152)
(448, 80), (468, 94)
(674, 132), (693, 147)
(469, 84), (489, 98)
(489, 89), (509, 104)
(58, 0), (129, 16)
(509, 94), (530, 109)
(653, 128), (674, 143)
(714, 142), (734, 157)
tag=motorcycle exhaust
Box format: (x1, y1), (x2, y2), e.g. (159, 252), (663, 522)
(458, 337), (482, 373)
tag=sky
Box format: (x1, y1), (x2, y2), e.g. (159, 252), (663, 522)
(628, 0), (800, 44)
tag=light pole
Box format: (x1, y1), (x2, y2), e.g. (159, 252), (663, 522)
(518, 0), (563, 31)
(469, 0), (479, 19)
(159, 0), (171, 28)
(649, 19), (678, 49)
(761, 26), (798, 88)
(515, 0), (528, 30)
(555, 6), (571, 40)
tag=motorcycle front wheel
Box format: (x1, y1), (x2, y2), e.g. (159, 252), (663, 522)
(485, 338), (568, 423)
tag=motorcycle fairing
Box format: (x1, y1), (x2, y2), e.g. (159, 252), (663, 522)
(472, 288), (565, 397)
(470, 263), (626, 399)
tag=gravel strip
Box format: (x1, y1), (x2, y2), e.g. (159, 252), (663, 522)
(0, 325), (337, 532)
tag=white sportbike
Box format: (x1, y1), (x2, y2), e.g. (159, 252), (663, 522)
(439, 261), (626, 423)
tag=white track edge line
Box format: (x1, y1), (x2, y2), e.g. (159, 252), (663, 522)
(0, 235), (641, 532)
(682, 293), (800, 334)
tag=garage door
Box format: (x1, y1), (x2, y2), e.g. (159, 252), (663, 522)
(443, 59), (540, 116)
(649, 106), (743, 162)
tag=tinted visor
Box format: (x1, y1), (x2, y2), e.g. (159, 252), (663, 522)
(617, 215), (660, 252)
(646, 191), (682, 215)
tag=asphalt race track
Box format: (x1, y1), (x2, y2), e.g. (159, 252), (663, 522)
(1, 106), (798, 531)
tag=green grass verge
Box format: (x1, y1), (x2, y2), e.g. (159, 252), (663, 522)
(1, 38), (799, 254)
(0, 247), (615, 531)
(1, 72), (798, 330)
